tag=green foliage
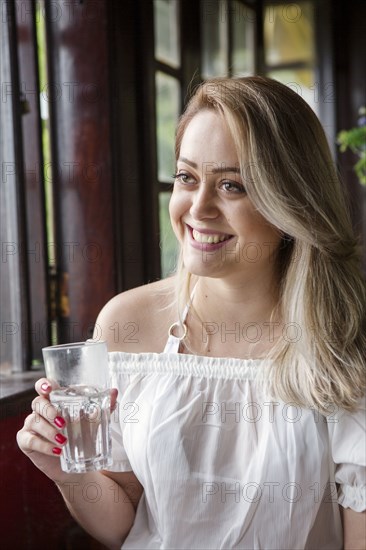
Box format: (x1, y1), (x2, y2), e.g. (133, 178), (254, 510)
(337, 107), (366, 185)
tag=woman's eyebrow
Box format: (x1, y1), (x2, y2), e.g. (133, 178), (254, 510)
(178, 156), (240, 174)
(178, 156), (198, 168)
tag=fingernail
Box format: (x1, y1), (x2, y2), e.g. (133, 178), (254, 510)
(52, 447), (62, 455)
(55, 433), (67, 444)
(54, 416), (66, 428)
(41, 382), (51, 392)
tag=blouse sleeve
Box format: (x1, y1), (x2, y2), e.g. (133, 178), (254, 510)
(104, 360), (133, 472)
(107, 405), (133, 472)
(327, 395), (366, 512)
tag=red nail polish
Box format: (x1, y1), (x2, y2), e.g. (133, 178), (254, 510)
(54, 416), (66, 428)
(55, 433), (67, 444)
(41, 382), (51, 392)
(52, 447), (62, 455)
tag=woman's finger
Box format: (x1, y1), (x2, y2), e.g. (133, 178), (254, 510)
(23, 412), (68, 448)
(31, 395), (65, 428)
(110, 388), (118, 412)
(35, 378), (54, 397)
(16, 425), (65, 458)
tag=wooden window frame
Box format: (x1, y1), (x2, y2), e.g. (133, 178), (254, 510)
(1, 0), (50, 375)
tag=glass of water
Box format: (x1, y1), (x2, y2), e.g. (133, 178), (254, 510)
(42, 340), (113, 473)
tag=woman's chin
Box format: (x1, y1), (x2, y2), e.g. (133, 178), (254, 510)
(182, 252), (227, 277)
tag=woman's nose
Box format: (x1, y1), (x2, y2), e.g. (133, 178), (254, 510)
(190, 183), (219, 221)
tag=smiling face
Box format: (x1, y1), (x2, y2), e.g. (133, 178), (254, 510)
(169, 109), (283, 283)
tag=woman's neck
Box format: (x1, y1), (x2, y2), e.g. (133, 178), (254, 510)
(183, 274), (283, 359)
(192, 274), (280, 325)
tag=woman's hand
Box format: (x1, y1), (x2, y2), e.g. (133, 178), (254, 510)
(16, 378), (118, 483)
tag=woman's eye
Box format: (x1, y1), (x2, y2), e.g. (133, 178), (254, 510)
(220, 180), (246, 194)
(172, 172), (195, 185)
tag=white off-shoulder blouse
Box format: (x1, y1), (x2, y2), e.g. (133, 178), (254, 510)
(106, 328), (366, 549)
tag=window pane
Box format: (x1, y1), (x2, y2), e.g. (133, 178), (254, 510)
(159, 192), (179, 278)
(264, 2), (314, 66)
(156, 71), (180, 182)
(201, 0), (228, 77)
(267, 69), (318, 115)
(232, 1), (255, 75)
(1, 3), (28, 373)
(154, 0), (180, 68)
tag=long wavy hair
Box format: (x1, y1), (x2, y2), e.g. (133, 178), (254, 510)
(173, 76), (366, 413)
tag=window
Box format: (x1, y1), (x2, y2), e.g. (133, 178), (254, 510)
(153, 0), (182, 277)
(1, 0), (28, 374)
(263, 2), (317, 113)
(151, 0), (322, 279)
(1, 0), (50, 374)
(153, 0), (257, 278)
(1, 0), (117, 375)
(201, 0), (256, 78)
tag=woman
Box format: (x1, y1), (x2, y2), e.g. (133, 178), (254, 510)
(17, 76), (366, 549)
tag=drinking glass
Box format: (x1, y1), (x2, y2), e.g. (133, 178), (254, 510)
(42, 340), (112, 473)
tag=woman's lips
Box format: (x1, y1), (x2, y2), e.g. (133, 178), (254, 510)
(186, 225), (235, 251)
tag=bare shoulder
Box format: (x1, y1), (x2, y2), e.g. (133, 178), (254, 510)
(94, 277), (176, 353)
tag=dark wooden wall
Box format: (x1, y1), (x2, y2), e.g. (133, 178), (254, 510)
(0, 391), (105, 549)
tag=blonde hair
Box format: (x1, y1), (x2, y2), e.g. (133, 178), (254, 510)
(173, 76), (366, 413)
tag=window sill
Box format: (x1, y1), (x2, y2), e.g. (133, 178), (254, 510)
(0, 369), (45, 401)
(0, 369), (46, 419)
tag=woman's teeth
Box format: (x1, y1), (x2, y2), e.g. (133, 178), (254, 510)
(192, 229), (230, 244)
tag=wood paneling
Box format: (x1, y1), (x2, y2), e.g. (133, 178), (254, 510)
(0, 390), (105, 549)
